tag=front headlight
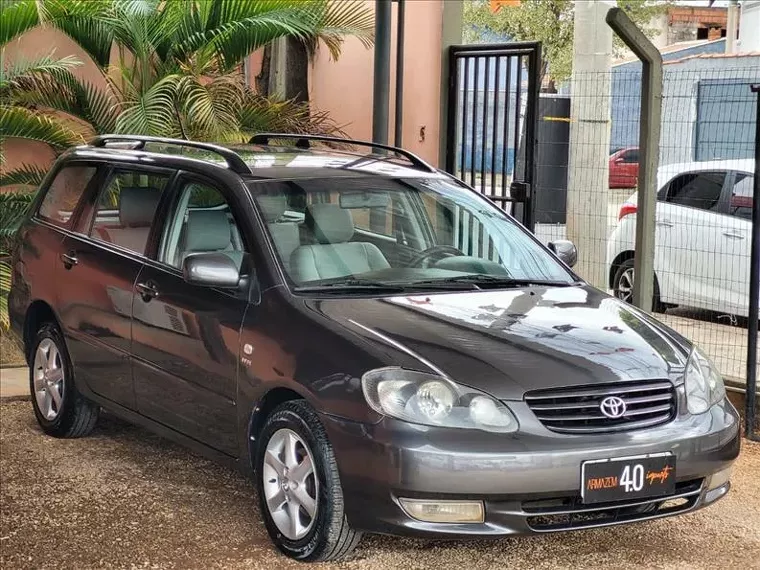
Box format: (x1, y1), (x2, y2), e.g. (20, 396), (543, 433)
(684, 347), (726, 414)
(362, 367), (518, 433)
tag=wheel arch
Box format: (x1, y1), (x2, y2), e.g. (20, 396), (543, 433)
(23, 300), (60, 363)
(609, 250), (635, 290)
(247, 386), (306, 472)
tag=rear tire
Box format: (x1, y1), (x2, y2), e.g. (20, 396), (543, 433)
(29, 322), (99, 438)
(255, 400), (361, 562)
(613, 258), (666, 313)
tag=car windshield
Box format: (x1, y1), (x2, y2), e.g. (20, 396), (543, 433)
(247, 176), (576, 292)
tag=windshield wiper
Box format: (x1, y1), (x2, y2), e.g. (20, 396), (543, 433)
(406, 275), (577, 289)
(293, 278), (472, 293)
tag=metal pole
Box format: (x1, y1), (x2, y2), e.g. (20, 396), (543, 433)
(606, 8), (662, 313)
(394, 0), (405, 147)
(745, 84), (760, 441)
(373, 0), (392, 145)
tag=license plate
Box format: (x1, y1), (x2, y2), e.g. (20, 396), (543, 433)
(581, 453), (676, 504)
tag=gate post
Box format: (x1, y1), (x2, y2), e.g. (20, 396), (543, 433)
(745, 83), (760, 441)
(606, 8), (662, 313)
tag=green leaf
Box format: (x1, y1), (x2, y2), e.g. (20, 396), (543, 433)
(115, 74), (181, 136)
(0, 53), (82, 89)
(0, 105), (84, 149)
(40, 0), (115, 67)
(0, 0), (41, 45)
(0, 164), (48, 188)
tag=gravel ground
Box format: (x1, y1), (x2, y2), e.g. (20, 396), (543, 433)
(2, 400), (759, 570)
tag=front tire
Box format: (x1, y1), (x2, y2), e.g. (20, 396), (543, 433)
(255, 400), (361, 562)
(29, 322), (99, 438)
(613, 258), (666, 313)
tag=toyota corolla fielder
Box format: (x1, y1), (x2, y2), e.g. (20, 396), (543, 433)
(8, 134), (740, 562)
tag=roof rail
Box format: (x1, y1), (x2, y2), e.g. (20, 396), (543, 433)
(89, 135), (252, 175)
(249, 133), (437, 173)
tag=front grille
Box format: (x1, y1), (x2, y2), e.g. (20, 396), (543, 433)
(523, 479), (702, 532)
(525, 380), (676, 434)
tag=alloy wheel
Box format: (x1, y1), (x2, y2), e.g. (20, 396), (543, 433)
(616, 267), (634, 303)
(262, 428), (318, 540)
(33, 338), (65, 421)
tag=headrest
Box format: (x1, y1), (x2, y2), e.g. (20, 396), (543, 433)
(185, 210), (232, 252)
(257, 195), (288, 222)
(119, 187), (161, 226)
(306, 204), (354, 244)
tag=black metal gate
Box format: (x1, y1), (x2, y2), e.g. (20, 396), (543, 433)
(445, 42), (541, 231)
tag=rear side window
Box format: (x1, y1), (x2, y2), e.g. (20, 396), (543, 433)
(622, 150), (638, 163)
(665, 171), (726, 212)
(729, 173), (754, 220)
(90, 170), (171, 255)
(37, 165), (97, 227)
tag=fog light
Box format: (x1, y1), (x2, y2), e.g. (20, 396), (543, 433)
(398, 499), (484, 523)
(704, 483), (729, 504)
(707, 466), (732, 491)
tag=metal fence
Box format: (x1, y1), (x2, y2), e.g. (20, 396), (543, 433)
(532, 65), (760, 431)
(449, 59), (760, 433)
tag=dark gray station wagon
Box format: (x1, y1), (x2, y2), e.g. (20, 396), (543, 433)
(8, 134), (740, 561)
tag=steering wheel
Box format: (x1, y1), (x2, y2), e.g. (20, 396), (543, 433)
(406, 245), (465, 268)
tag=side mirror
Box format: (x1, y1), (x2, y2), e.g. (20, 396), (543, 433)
(182, 252), (241, 288)
(549, 240), (578, 268)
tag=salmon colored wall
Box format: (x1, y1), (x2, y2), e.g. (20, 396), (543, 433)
(2, 27), (109, 188)
(309, 0), (444, 166)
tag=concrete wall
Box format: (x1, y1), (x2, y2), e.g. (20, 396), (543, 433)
(738, 0), (760, 52)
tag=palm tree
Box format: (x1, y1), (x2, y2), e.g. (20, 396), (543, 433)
(1, 0), (374, 186)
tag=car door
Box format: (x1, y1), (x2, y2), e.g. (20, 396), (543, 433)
(655, 170), (729, 312)
(717, 171), (754, 317)
(58, 165), (173, 409)
(130, 175), (249, 455)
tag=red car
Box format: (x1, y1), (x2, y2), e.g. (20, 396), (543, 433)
(609, 147), (639, 188)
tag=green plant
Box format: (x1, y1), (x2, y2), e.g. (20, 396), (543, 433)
(1, 0), (373, 186)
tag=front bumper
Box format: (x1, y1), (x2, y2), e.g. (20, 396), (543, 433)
(321, 398), (740, 537)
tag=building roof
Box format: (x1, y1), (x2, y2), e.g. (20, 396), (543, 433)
(613, 38), (725, 67)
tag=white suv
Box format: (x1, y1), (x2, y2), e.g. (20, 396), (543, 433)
(607, 159), (755, 318)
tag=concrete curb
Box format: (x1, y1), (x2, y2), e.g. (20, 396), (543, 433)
(0, 395), (30, 402)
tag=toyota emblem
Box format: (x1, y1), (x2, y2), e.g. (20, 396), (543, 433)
(599, 396), (627, 419)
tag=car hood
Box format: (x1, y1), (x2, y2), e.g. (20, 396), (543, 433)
(306, 285), (689, 400)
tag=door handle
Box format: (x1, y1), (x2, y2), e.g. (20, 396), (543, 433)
(722, 231), (745, 240)
(656, 219), (674, 228)
(60, 252), (78, 268)
(135, 281), (159, 301)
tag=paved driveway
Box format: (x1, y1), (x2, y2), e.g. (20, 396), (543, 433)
(1, 401), (758, 570)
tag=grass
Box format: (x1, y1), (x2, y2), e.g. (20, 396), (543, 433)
(0, 332), (25, 367)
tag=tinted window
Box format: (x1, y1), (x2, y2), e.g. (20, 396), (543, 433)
(159, 182), (245, 269)
(729, 173), (754, 220)
(37, 166), (97, 227)
(666, 171), (726, 212)
(248, 177), (575, 288)
(622, 150), (638, 163)
(90, 170), (171, 255)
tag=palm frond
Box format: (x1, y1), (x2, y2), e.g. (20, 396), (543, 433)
(177, 0), (320, 72)
(115, 74), (181, 136)
(0, 0), (41, 46)
(40, 0), (115, 67)
(0, 164), (48, 188)
(305, 0), (375, 60)
(238, 91), (345, 138)
(0, 105), (84, 149)
(0, 259), (11, 330)
(0, 53), (82, 89)
(178, 74), (244, 140)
